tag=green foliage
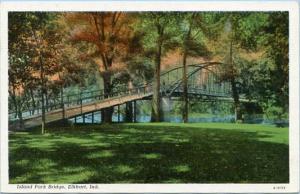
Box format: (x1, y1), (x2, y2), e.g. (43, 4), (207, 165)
(234, 12), (269, 50)
(8, 12), (289, 120)
(189, 100), (233, 116)
(8, 12), (89, 112)
(209, 12), (288, 118)
(262, 101), (289, 121)
(8, 12), (61, 119)
(125, 56), (154, 85)
(262, 12), (289, 113)
(136, 12), (179, 59)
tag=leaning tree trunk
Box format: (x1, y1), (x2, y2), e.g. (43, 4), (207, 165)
(101, 73), (113, 123)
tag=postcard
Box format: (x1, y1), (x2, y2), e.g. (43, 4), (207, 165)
(0, 0), (299, 193)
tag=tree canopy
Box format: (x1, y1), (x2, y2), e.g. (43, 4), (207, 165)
(8, 11), (289, 126)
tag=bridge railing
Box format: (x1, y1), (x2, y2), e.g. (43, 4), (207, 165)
(9, 84), (153, 121)
(173, 85), (232, 97)
(9, 62), (233, 121)
(8, 63), (188, 118)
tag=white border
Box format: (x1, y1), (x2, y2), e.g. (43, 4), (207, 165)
(0, 1), (299, 193)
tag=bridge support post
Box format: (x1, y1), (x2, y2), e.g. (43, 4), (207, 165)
(125, 101), (133, 122)
(83, 114), (85, 124)
(74, 116), (77, 124)
(161, 97), (171, 122)
(60, 86), (65, 120)
(235, 106), (242, 122)
(92, 112), (94, 124)
(67, 96), (70, 107)
(117, 105), (120, 122)
(62, 105), (65, 120)
(80, 99), (83, 114)
(133, 100), (137, 123)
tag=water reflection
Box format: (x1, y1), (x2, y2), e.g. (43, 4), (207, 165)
(68, 100), (279, 125)
(70, 113), (273, 124)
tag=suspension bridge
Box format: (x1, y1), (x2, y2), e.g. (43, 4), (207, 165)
(9, 62), (242, 129)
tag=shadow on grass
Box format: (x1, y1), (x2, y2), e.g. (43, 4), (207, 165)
(9, 124), (289, 183)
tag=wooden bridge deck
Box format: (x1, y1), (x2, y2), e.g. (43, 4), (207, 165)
(9, 63), (240, 129)
(17, 92), (152, 129)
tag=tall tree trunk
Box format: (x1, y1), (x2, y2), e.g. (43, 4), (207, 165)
(182, 50), (188, 123)
(41, 63), (46, 134)
(12, 91), (24, 130)
(151, 25), (163, 122)
(31, 26), (46, 134)
(151, 45), (162, 122)
(17, 99), (24, 130)
(11, 86), (18, 119)
(231, 78), (242, 121)
(38, 48), (46, 133)
(182, 24), (192, 123)
(229, 37), (241, 122)
(101, 72), (113, 123)
(125, 80), (133, 122)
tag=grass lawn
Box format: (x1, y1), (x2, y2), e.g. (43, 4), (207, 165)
(9, 122), (289, 183)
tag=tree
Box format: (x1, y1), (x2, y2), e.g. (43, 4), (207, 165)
(212, 12), (269, 122)
(178, 13), (211, 123)
(237, 12), (289, 121)
(9, 15), (28, 128)
(262, 12), (289, 120)
(9, 12), (39, 128)
(9, 12), (65, 133)
(65, 12), (136, 123)
(29, 13), (63, 133)
(137, 12), (177, 122)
